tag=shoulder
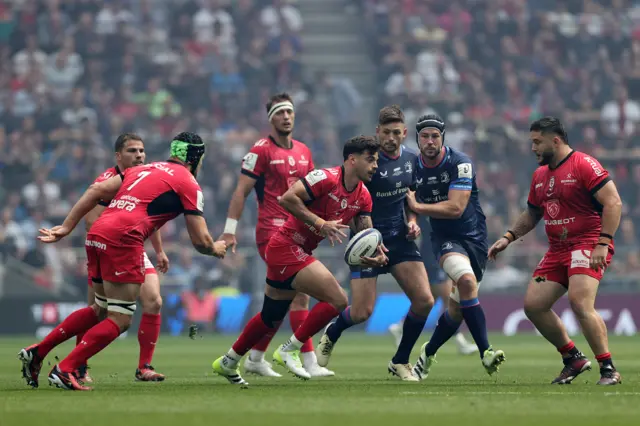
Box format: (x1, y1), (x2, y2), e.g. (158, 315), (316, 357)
(94, 166), (118, 183)
(448, 148), (473, 165)
(402, 145), (419, 159)
(305, 168), (335, 186)
(573, 151), (607, 176)
(532, 165), (548, 178)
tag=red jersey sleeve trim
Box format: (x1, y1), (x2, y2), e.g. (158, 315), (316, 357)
(589, 176), (611, 195)
(356, 211), (371, 216)
(241, 169), (260, 180)
(184, 209), (203, 216)
(527, 201), (541, 211)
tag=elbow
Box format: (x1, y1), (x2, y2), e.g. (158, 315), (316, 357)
(278, 194), (294, 212)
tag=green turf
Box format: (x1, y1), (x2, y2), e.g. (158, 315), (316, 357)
(0, 333), (637, 426)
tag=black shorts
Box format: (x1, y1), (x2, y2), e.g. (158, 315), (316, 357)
(431, 234), (488, 282)
(350, 235), (422, 279)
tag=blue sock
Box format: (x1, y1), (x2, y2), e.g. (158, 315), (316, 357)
(425, 311), (461, 357)
(392, 310), (427, 364)
(325, 306), (355, 343)
(460, 298), (490, 357)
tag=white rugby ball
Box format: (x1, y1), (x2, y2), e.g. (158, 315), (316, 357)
(344, 228), (383, 266)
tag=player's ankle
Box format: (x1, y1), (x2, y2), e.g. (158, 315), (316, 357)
(248, 350), (265, 362)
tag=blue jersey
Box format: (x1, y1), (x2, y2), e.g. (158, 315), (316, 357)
(366, 145), (417, 239)
(414, 146), (487, 245)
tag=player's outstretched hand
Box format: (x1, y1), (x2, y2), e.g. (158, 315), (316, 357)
(589, 244), (608, 271)
(213, 240), (227, 258)
(156, 251), (170, 273)
(37, 225), (70, 243)
(219, 233), (237, 254)
(406, 221), (421, 240)
(488, 237), (510, 260)
(321, 219), (350, 246)
(361, 244), (389, 267)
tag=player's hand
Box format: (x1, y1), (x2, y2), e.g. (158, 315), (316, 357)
(488, 237), (510, 260)
(156, 251), (170, 273)
(219, 232), (237, 254)
(37, 225), (70, 243)
(360, 244), (389, 267)
(320, 219), (350, 246)
(406, 191), (419, 210)
(406, 221), (421, 241)
(590, 244), (608, 271)
(213, 240), (227, 258)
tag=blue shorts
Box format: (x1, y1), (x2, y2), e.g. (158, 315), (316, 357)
(431, 235), (488, 282)
(350, 235), (422, 279)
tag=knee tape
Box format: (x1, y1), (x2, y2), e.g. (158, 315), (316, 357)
(442, 255), (475, 283)
(107, 298), (137, 316)
(260, 295), (292, 327)
(95, 293), (108, 309)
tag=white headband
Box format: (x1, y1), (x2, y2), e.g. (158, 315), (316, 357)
(268, 101), (294, 121)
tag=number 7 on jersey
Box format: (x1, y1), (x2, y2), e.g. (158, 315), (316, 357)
(127, 171), (151, 191)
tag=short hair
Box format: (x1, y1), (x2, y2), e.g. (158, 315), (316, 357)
(265, 92), (294, 114)
(529, 116), (568, 144)
(343, 135), (380, 161)
(378, 105), (405, 125)
(172, 131), (204, 146)
(114, 132), (143, 152)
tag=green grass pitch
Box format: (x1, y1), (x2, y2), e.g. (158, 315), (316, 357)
(0, 333), (638, 426)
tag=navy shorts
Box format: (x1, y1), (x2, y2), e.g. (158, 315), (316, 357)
(431, 234), (488, 282)
(350, 235), (422, 279)
(421, 236), (447, 284)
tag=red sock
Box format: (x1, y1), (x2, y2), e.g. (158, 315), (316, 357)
(39, 307), (99, 358)
(232, 313), (276, 356)
(290, 310), (313, 352)
(59, 318), (120, 373)
(557, 341), (576, 357)
(76, 331), (86, 347)
(252, 319), (282, 352)
(293, 302), (339, 343)
(138, 313), (161, 369)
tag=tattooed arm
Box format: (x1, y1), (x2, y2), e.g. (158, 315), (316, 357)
(488, 204), (543, 260)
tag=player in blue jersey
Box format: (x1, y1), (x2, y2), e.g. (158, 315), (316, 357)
(406, 114), (505, 379)
(315, 105), (435, 381)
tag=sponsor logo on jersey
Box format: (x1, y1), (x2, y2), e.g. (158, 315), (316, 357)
(85, 240), (107, 250)
(416, 177), (423, 186)
(340, 199), (348, 209)
(270, 159), (284, 164)
(396, 182), (402, 188)
(546, 199), (560, 218)
(375, 187), (409, 198)
(393, 167), (402, 176)
(535, 182), (543, 189)
(242, 152), (259, 171)
(380, 170), (388, 178)
(288, 156), (296, 166)
(427, 177), (438, 185)
(457, 163), (472, 179)
(305, 170), (327, 186)
(197, 190), (204, 212)
(440, 172), (450, 183)
(570, 249), (591, 269)
(404, 161), (413, 174)
(583, 156), (604, 176)
(546, 176), (555, 196)
(544, 217), (576, 225)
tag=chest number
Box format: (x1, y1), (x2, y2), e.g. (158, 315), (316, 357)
(127, 171), (151, 191)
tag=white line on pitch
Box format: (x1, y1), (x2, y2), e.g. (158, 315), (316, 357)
(400, 391), (640, 396)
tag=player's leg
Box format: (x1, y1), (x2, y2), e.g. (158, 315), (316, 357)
(567, 271), (620, 385)
(76, 280), (107, 384)
(389, 260), (434, 381)
(317, 274), (378, 367)
(289, 292), (333, 376)
(136, 267), (165, 381)
(50, 280), (141, 391)
(438, 278), (477, 355)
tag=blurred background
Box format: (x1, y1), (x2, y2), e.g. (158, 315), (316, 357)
(1, 0), (639, 336)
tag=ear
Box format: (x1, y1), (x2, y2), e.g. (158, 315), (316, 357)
(375, 126), (380, 136)
(402, 127), (407, 138)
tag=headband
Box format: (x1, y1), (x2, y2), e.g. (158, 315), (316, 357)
(268, 101), (294, 121)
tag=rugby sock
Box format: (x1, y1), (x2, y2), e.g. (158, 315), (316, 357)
(231, 313), (276, 357)
(325, 306), (355, 342)
(58, 318), (120, 373)
(596, 352), (614, 368)
(392, 309), (428, 364)
(138, 313), (161, 369)
(290, 309), (314, 353)
(460, 298), (490, 357)
(425, 311), (462, 356)
(39, 307), (99, 358)
(251, 320), (283, 354)
(293, 302), (340, 344)
(557, 341), (580, 360)
(76, 331), (86, 347)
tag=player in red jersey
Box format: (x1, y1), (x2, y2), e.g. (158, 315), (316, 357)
(489, 117), (622, 386)
(218, 93), (332, 377)
(26, 132), (226, 391)
(212, 135), (389, 384)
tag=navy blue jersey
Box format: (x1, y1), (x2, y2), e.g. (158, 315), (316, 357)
(414, 146), (487, 245)
(366, 145), (417, 239)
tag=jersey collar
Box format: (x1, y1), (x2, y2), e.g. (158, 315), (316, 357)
(268, 135), (294, 150)
(340, 166), (357, 193)
(380, 145), (403, 161)
(549, 150), (575, 171)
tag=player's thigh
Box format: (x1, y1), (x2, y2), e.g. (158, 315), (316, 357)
(349, 276), (378, 321)
(391, 261), (434, 309)
(523, 278), (566, 313)
(102, 280), (142, 329)
(567, 274), (599, 313)
(292, 261), (348, 311)
(86, 282), (95, 306)
(140, 271), (162, 312)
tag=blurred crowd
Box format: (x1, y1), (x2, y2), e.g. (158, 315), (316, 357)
(1, 0), (640, 297)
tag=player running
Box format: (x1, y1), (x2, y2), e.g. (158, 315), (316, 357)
(18, 133), (169, 388)
(212, 135), (388, 384)
(489, 117), (622, 386)
(314, 106), (435, 381)
(30, 132), (226, 391)
(218, 93), (332, 377)
(407, 114), (505, 380)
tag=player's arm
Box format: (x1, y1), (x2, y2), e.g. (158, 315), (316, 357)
(352, 211), (389, 266)
(185, 215), (226, 257)
(149, 229), (169, 273)
(509, 204), (544, 241)
(408, 188), (470, 219)
(593, 180), (622, 241)
(220, 174), (257, 251)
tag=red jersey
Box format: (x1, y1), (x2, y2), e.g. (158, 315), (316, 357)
(93, 166), (124, 206)
(90, 161), (203, 246)
(241, 136), (314, 245)
(527, 151), (613, 252)
(276, 166), (373, 253)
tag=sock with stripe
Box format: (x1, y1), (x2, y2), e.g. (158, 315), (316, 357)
(58, 318), (121, 373)
(392, 309), (428, 364)
(425, 310), (461, 357)
(39, 307), (99, 358)
(325, 306), (355, 343)
(596, 352), (614, 368)
(460, 298), (490, 357)
(290, 309), (314, 352)
(557, 341), (580, 362)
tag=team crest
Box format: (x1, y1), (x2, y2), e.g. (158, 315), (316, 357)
(396, 182), (402, 188)
(440, 172), (450, 183)
(546, 176), (555, 196)
(340, 199), (347, 209)
(288, 156), (296, 166)
(405, 161), (412, 173)
(547, 199), (560, 218)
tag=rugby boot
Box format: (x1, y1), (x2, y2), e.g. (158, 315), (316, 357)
(273, 344), (311, 380)
(482, 347), (506, 376)
(48, 365), (91, 391)
(597, 365), (622, 386)
(412, 342), (437, 380)
(244, 358), (282, 377)
(551, 352), (591, 384)
(77, 364), (94, 384)
(315, 324), (336, 367)
(212, 356), (249, 385)
(388, 361), (419, 382)
(18, 344), (43, 388)
(135, 364), (165, 381)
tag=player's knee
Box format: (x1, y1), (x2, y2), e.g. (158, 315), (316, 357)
(411, 292), (435, 316)
(93, 293), (109, 319)
(327, 288), (348, 313)
(350, 303), (374, 323)
(290, 293), (310, 311)
(143, 294), (163, 314)
(568, 295), (594, 319)
(523, 297), (548, 318)
(260, 295), (293, 328)
(455, 274), (478, 299)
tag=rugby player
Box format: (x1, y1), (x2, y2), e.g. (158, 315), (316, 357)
(32, 132), (226, 391)
(489, 117), (622, 385)
(219, 93), (332, 377)
(314, 106), (435, 381)
(18, 133), (169, 388)
(212, 135), (388, 384)
(407, 114), (505, 379)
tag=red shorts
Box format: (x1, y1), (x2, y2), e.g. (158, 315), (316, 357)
(265, 235), (316, 287)
(87, 252), (156, 287)
(86, 236), (149, 285)
(533, 246), (613, 287)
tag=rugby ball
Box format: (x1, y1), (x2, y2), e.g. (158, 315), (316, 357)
(344, 228), (383, 266)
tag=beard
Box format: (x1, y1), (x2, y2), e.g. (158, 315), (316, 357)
(275, 127), (292, 137)
(538, 150), (554, 165)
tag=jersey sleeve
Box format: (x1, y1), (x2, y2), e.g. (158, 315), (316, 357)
(358, 187), (373, 216)
(93, 168), (123, 206)
(302, 169), (334, 200)
(449, 159), (473, 191)
(178, 175), (204, 216)
(527, 173), (540, 210)
(240, 141), (269, 179)
(577, 154), (611, 195)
